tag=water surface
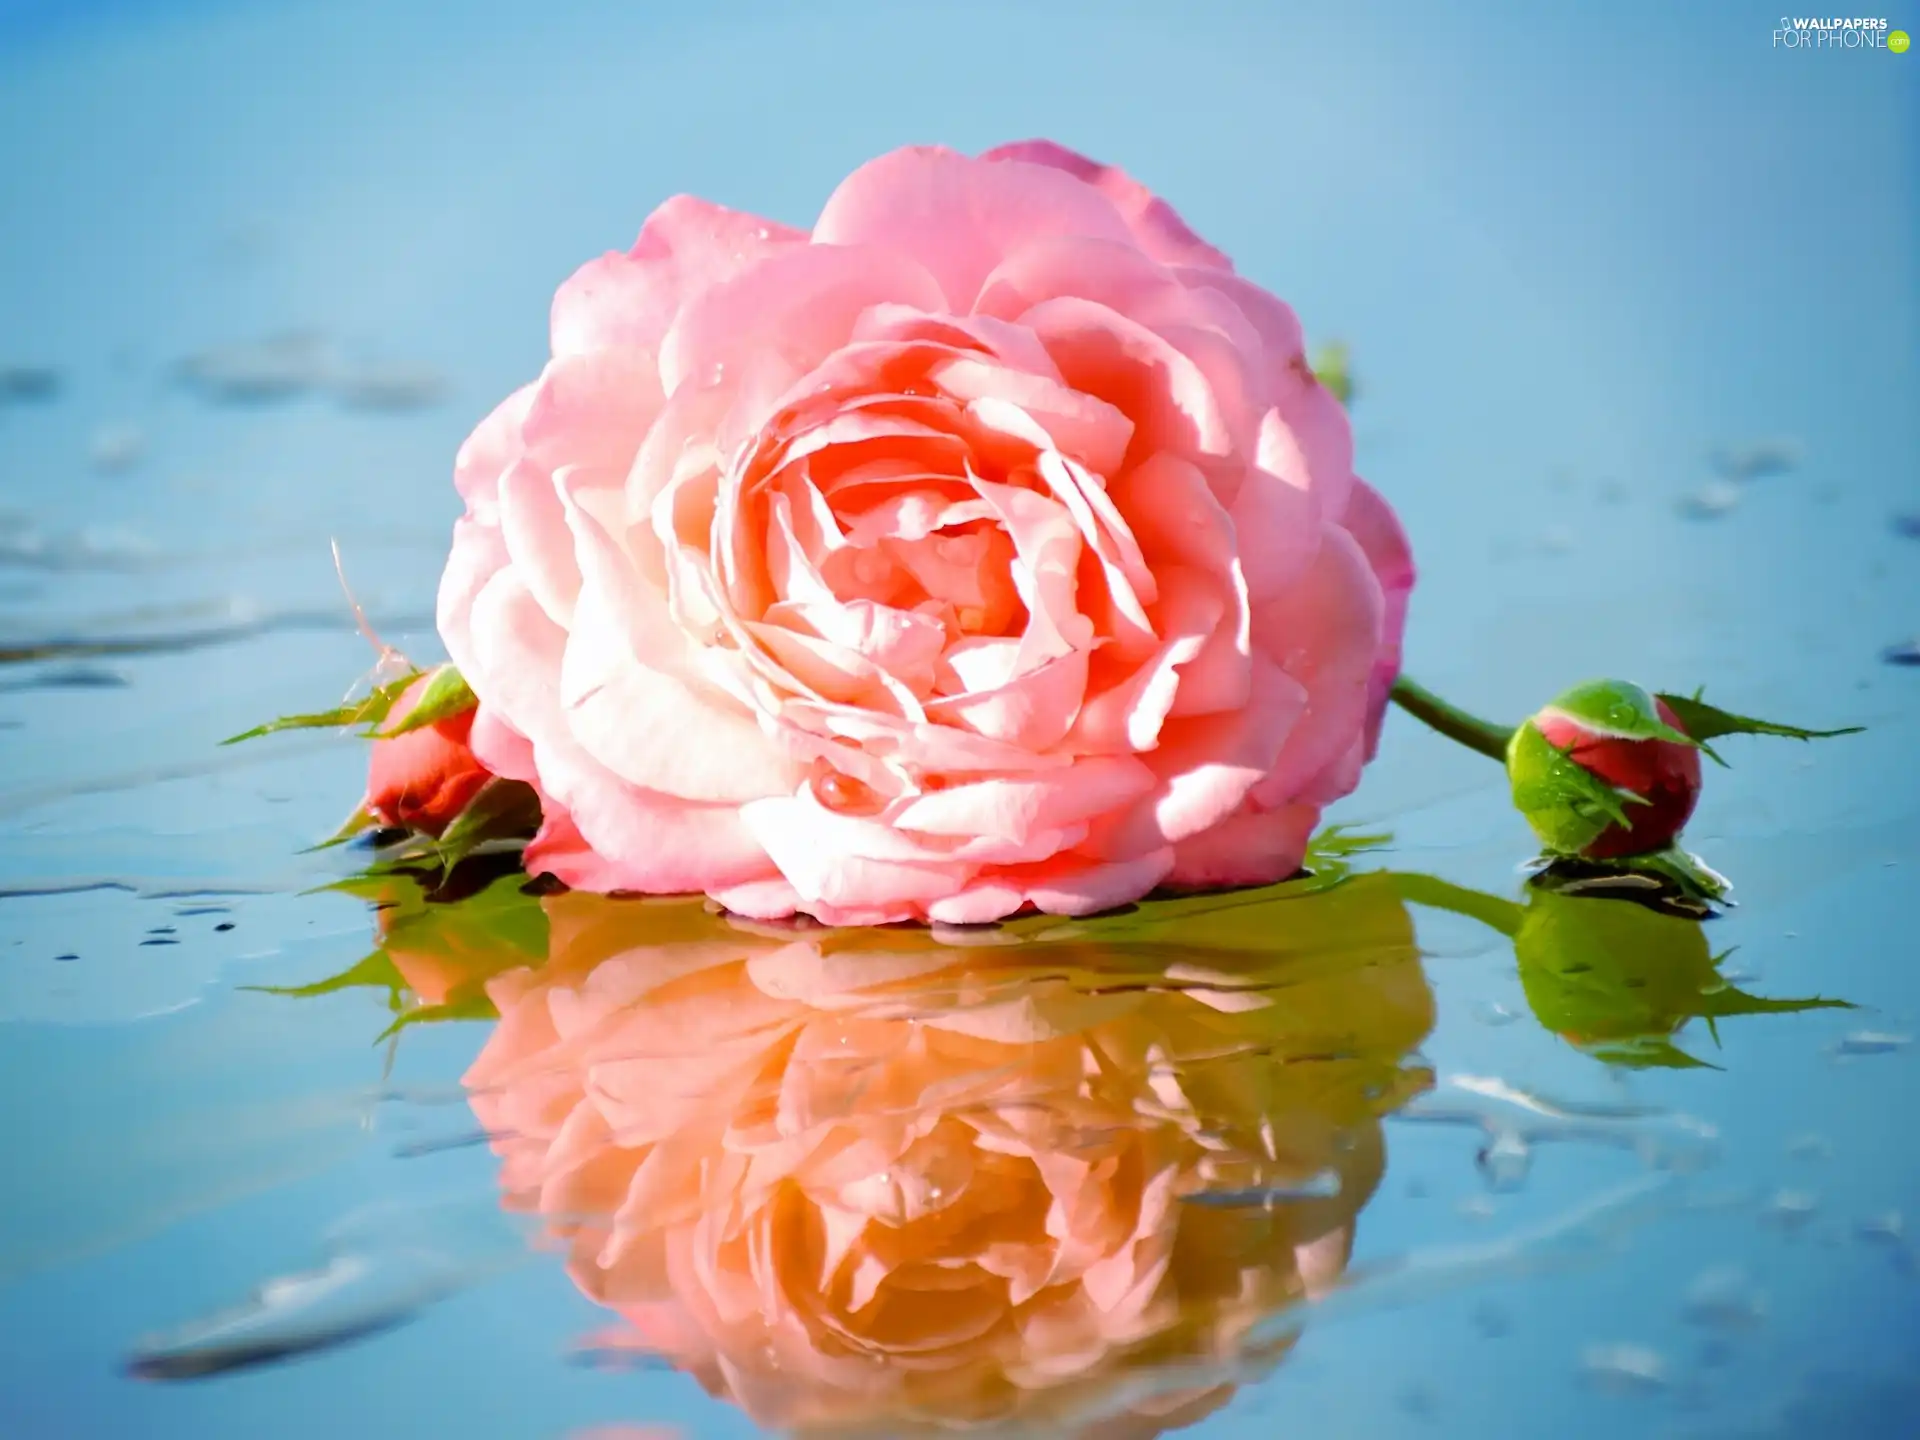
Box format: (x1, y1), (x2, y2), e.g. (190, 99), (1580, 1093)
(2, 2), (1916, 1436)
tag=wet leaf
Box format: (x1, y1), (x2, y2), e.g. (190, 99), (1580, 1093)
(1654, 691), (1863, 753)
(221, 671), (422, 745)
(1540, 679), (1697, 749)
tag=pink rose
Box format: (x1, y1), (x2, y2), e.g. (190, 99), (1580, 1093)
(439, 141), (1413, 924)
(463, 876), (1433, 1436)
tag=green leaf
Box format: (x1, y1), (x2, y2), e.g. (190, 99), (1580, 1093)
(221, 670), (422, 745)
(1654, 691), (1863, 753)
(1540, 678), (1697, 749)
(377, 664), (475, 737)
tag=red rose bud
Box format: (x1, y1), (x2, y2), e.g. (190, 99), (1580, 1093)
(1508, 680), (1702, 859)
(364, 672), (490, 836)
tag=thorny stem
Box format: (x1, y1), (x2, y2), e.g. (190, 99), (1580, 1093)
(1389, 675), (1515, 764)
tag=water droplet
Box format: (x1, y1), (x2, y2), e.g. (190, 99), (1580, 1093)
(1785, 1133), (1832, 1161)
(89, 422), (147, 473)
(1678, 480), (1740, 519)
(1581, 1342), (1669, 1394)
(1832, 1030), (1912, 1057)
(1472, 1000), (1521, 1027)
(1472, 1301), (1511, 1339)
(1478, 1128), (1532, 1191)
(1855, 1211), (1906, 1247)
(1682, 1266), (1767, 1331)
(812, 768), (881, 815)
(1762, 1189), (1820, 1231)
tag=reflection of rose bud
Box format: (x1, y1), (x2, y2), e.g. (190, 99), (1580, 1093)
(1509, 680), (1702, 859)
(364, 676), (491, 836)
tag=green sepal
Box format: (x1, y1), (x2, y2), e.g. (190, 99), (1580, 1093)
(404, 779), (543, 877)
(1508, 720), (1644, 854)
(221, 669), (423, 745)
(1654, 691), (1862, 760)
(377, 663), (475, 737)
(1310, 341), (1354, 404)
(1539, 679), (1697, 749)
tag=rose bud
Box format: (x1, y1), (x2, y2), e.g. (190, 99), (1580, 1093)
(364, 670), (491, 836)
(1507, 679), (1702, 859)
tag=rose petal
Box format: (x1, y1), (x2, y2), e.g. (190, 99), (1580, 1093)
(658, 242), (946, 398)
(551, 195), (803, 357)
(982, 140), (1232, 271)
(814, 145), (1138, 311)
(1250, 524), (1385, 808)
(561, 571), (797, 805)
(498, 459), (583, 628)
(1163, 800), (1318, 890)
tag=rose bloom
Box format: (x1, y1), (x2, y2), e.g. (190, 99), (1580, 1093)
(463, 877), (1432, 1436)
(439, 142), (1413, 924)
(363, 675), (491, 836)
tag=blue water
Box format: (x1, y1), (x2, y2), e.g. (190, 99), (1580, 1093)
(1, 1), (1916, 1435)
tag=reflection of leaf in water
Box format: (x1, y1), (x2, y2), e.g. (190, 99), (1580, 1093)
(1394, 872), (1851, 1069)
(1513, 889), (1850, 1068)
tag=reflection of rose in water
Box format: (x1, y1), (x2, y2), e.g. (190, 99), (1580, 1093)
(463, 876), (1432, 1436)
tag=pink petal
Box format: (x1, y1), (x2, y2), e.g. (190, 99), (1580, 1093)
(437, 514), (511, 691)
(1342, 477), (1415, 756)
(657, 242), (945, 398)
(1163, 800), (1318, 890)
(975, 234), (1183, 327)
(739, 796), (974, 913)
(982, 140), (1233, 271)
(934, 357), (1134, 480)
(551, 195), (802, 357)
(1069, 565), (1224, 754)
(926, 648), (1090, 752)
(497, 459), (583, 628)
(1023, 295), (1232, 462)
(1256, 369), (1355, 524)
(813, 145), (1137, 311)
(468, 704), (536, 783)
(1097, 655), (1308, 856)
(1250, 524), (1386, 809)
(1022, 846), (1177, 915)
(560, 569), (797, 805)
(522, 350), (664, 476)
(1231, 438), (1325, 604)
(886, 755), (1156, 844)
(451, 383), (536, 518)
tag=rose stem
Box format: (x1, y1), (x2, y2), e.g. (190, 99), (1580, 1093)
(1389, 676), (1514, 763)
